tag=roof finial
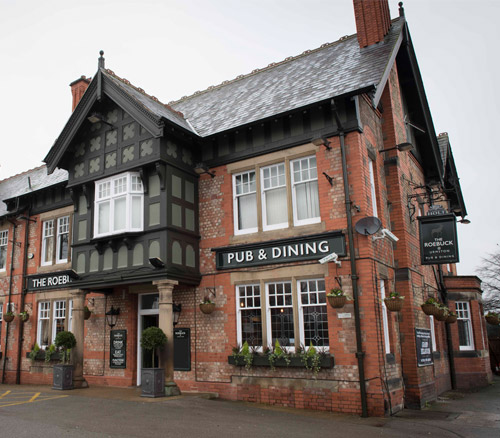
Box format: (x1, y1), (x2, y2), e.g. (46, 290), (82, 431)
(398, 2), (405, 17)
(98, 50), (105, 69)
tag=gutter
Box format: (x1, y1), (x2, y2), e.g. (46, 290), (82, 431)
(333, 100), (368, 417)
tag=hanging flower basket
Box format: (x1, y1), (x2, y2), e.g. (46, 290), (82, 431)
(485, 314), (500, 325)
(384, 297), (404, 312)
(84, 307), (91, 320)
(421, 303), (440, 316)
(3, 313), (15, 323)
(435, 308), (449, 322)
(199, 302), (215, 315)
(446, 313), (457, 324)
(18, 312), (29, 323)
(327, 295), (347, 309)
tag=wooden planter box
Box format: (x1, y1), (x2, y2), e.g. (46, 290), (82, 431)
(327, 295), (346, 309)
(141, 368), (165, 398)
(228, 354), (334, 369)
(52, 364), (74, 390)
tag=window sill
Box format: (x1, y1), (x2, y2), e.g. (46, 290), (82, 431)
(37, 262), (72, 274)
(230, 222), (326, 245)
(228, 354), (334, 369)
(453, 350), (480, 358)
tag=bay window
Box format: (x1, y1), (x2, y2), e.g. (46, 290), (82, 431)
(94, 172), (144, 237)
(0, 229), (7, 271)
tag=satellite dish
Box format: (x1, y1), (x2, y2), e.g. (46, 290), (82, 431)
(355, 216), (382, 236)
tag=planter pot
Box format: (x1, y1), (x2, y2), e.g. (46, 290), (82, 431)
(228, 354), (335, 369)
(199, 302), (215, 314)
(421, 303), (440, 316)
(84, 309), (91, 320)
(485, 315), (500, 325)
(435, 309), (449, 322)
(446, 314), (457, 324)
(3, 314), (15, 323)
(141, 368), (165, 398)
(327, 295), (346, 309)
(384, 298), (404, 312)
(52, 364), (74, 390)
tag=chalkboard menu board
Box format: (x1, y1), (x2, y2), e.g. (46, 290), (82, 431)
(415, 328), (433, 367)
(174, 328), (191, 371)
(110, 330), (127, 369)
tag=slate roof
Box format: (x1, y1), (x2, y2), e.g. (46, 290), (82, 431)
(168, 18), (405, 137)
(0, 166), (68, 217)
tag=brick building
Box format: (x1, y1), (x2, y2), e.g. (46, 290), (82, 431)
(0, 1), (492, 416)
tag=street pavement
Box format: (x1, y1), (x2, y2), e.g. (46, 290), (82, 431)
(0, 375), (499, 437)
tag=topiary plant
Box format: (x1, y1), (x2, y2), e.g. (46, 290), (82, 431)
(140, 327), (167, 368)
(54, 331), (76, 364)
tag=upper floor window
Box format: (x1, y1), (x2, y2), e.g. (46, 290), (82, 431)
(42, 216), (70, 266)
(94, 172), (144, 238)
(368, 159), (378, 217)
(456, 301), (474, 351)
(0, 230), (8, 271)
(232, 155), (320, 235)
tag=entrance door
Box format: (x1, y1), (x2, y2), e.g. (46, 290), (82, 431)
(137, 293), (159, 385)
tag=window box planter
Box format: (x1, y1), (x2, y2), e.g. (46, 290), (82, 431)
(52, 364), (74, 390)
(26, 351), (62, 362)
(228, 354), (334, 369)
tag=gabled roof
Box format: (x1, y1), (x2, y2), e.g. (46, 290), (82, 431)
(0, 166), (68, 217)
(171, 18), (405, 137)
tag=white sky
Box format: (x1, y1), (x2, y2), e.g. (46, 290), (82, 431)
(0, 0), (498, 276)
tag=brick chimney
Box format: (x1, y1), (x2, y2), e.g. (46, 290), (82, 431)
(70, 75), (91, 111)
(353, 0), (392, 48)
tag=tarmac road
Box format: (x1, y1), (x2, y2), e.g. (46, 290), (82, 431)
(0, 376), (499, 438)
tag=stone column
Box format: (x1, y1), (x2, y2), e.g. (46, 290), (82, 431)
(70, 289), (88, 388)
(153, 279), (180, 396)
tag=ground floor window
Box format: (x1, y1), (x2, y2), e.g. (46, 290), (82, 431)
(456, 301), (474, 351)
(236, 278), (329, 351)
(36, 299), (73, 348)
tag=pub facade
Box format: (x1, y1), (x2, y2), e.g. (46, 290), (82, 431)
(0, 1), (491, 415)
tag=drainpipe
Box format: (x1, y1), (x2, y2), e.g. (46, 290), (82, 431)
(333, 101), (368, 417)
(1, 220), (17, 384)
(15, 212), (32, 384)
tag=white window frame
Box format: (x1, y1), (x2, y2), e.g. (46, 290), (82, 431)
(297, 278), (329, 352)
(41, 220), (54, 266)
(380, 279), (390, 354)
(37, 301), (51, 348)
(52, 300), (67, 344)
(261, 163), (288, 231)
(68, 300), (73, 332)
(429, 315), (437, 352)
(291, 156), (321, 226)
(236, 284), (262, 351)
(233, 170), (258, 235)
(456, 301), (474, 351)
(0, 229), (8, 271)
(265, 281), (295, 351)
(368, 159), (378, 217)
(56, 216), (70, 263)
(94, 172), (144, 238)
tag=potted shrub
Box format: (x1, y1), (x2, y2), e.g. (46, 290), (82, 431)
(18, 311), (29, 323)
(485, 312), (500, 325)
(384, 291), (405, 312)
(140, 326), (167, 398)
(421, 297), (440, 316)
(52, 330), (76, 390)
(199, 296), (215, 314)
(326, 288), (347, 308)
(84, 306), (92, 320)
(3, 310), (15, 323)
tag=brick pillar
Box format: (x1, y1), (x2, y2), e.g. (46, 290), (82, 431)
(70, 289), (88, 388)
(153, 279), (180, 396)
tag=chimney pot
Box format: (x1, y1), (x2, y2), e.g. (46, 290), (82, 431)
(353, 0), (392, 48)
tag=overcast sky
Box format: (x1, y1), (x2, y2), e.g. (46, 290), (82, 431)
(0, 0), (498, 276)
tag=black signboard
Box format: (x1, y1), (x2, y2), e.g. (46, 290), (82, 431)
(174, 328), (191, 371)
(214, 231), (346, 270)
(415, 328), (433, 367)
(26, 270), (79, 291)
(418, 214), (459, 265)
(110, 330), (127, 369)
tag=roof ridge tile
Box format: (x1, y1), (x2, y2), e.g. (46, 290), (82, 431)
(0, 164), (47, 184)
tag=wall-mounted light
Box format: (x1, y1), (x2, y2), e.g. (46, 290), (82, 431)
(149, 257), (165, 269)
(105, 306), (120, 328)
(87, 112), (114, 127)
(173, 304), (182, 326)
(379, 142), (414, 153)
(311, 137), (331, 150)
(194, 163), (216, 178)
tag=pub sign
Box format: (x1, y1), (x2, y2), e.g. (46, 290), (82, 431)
(418, 214), (459, 265)
(415, 328), (433, 367)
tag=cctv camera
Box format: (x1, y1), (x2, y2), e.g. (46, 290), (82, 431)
(382, 228), (399, 242)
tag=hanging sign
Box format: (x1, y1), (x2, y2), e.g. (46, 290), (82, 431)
(418, 213), (459, 265)
(214, 231), (346, 270)
(110, 330), (127, 369)
(415, 328), (433, 367)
